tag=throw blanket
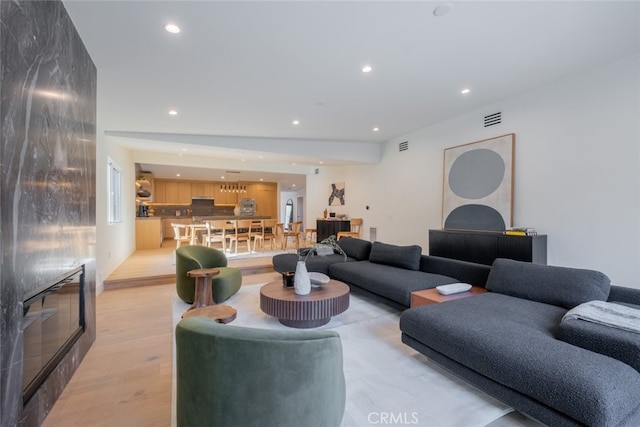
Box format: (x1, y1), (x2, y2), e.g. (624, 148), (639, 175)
(562, 300), (640, 334)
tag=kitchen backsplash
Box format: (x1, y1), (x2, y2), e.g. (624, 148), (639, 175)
(149, 204), (235, 218)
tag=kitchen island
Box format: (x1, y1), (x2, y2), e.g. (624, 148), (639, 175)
(135, 217), (163, 249)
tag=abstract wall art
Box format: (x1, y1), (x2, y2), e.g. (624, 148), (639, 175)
(442, 134), (515, 231)
(328, 182), (345, 206)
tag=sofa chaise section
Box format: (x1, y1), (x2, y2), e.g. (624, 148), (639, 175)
(400, 258), (640, 426)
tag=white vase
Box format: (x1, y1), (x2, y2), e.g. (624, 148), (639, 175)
(294, 261), (311, 295)
(233, 206), (240, 216)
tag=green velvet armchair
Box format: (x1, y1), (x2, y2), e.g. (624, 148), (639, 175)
(176, 317), (346, 427)
(175, 245), (242, 304)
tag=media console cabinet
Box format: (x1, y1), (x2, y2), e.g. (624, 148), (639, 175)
(428, 229), (547, 266)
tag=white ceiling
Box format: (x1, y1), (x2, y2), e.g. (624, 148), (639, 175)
(63, 1), (640, 188)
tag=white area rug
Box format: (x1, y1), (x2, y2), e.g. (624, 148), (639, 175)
(172, 284), (514, 427)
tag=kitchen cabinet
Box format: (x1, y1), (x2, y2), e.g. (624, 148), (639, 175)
(203, 183), (215, 198)
(164, 182), (179, 203)
(191, 182), (205, 197)
(178, 182), (191, 203)
(214, 185), (238, 205)
(149, 179), (276, 210)
(154, 181), (166, 203)
(136, 218), (163, 249)
(253, 184), (277, 218)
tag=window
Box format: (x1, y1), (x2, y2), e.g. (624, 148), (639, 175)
(107, 158), (122, 224)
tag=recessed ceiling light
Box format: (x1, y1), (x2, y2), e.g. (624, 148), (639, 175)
(164, 23), (180, 34)
(362, 65), (373, 73)
(460, 88), (471, 95)
(292, 163), (297, 166)
(319, 161), (324, 164)
(292, 184), (296, 187)
(220, 176), (225, 179)
(181, 148), (187, 151)
(259, 178), (264, 181)
(258, 155), (264, 159)
(433, 3), (453, 17)
(292, 120), (300, 125)
(169, 110), (178, 115)
(176, 173), (181, 177)
(373, 127), (380, 132)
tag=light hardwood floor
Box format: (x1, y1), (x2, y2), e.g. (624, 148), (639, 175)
(42, 243), (280, 427)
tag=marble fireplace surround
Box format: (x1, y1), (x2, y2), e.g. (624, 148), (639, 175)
(0, 1), (97, 425)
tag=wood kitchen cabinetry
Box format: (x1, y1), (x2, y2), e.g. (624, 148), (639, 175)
(135, 218), (163, 249)
(253, 184), (277, 218)
(153, 180), (166, 203)
(150, 179), (277, 215)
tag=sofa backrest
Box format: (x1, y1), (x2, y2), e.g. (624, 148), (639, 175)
(486, 258), (611, 309)
(337, 237), (372, 261)
(421, 256), (492, 287)
(368, 241), (422, 270)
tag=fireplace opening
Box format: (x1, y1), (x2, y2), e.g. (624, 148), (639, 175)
(22, 265), (85, 405)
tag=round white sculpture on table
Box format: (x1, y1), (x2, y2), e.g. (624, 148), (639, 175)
(309, 272), (330, 287)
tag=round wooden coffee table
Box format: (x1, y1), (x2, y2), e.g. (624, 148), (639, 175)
(260, 280), (350, 328)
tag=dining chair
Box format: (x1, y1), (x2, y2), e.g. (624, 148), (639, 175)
(203, 220), (227, 251)
(336, 218), (363, 240)
(303, 227), (317, 244)
(249, 219), (264, 252)
(275, 223), (286, 250)
(282, 221), (302, 249)
(227, 219), (252, 254)
(262, 218), (278, 251)
(172, 223), (192, 249)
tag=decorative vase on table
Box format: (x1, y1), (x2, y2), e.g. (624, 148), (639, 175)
(294, 261), (311, 295)
(233, 205), (240, 216)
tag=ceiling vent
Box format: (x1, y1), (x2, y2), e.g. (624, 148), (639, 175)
(399, 141), (409, 152)
(484, 112), (501, 127)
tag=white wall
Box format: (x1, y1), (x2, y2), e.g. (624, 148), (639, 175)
(307, 55), (640, 287)
(95, 133), (136, 293)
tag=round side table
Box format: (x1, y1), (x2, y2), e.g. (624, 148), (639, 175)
(182, 268), (237, 324)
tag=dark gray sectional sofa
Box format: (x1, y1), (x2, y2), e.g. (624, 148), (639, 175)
(272, 237), (491, 310)
(274, 240), (640, 425)
(400, 258), (640, 427)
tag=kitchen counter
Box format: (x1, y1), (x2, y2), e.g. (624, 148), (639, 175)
(149, 215), (271, 221)
(191, 215), (272, 222)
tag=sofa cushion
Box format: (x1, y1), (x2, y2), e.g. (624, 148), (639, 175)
(559, 302), (640, 373)
(329, 260), (457, 307)
(368, 242), (422, 271)
(485, 258), (611, 309)
(336, 237), (372, 261)
(400, 293), (640, 427)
